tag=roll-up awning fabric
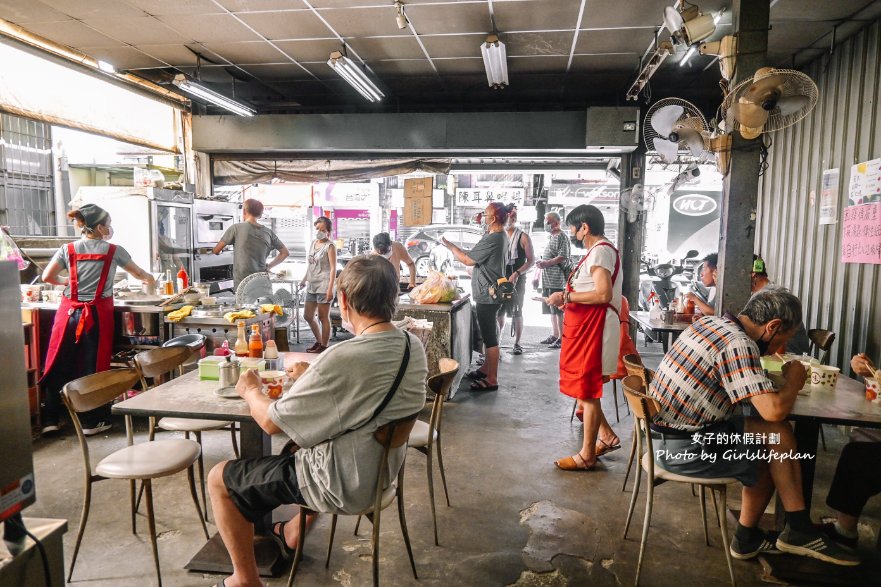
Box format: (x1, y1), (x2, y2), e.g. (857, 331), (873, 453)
(0, 39), (180, 152)
(213, 158), (451, 185)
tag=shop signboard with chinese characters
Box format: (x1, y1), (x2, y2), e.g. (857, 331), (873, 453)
(454, 187), (526, 206)
(313, 182), (379, 208)
(819, 168), (839, 225)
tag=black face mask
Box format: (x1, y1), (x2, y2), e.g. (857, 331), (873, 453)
(755, 326), (778, 355)
(570, 227), (585, 249)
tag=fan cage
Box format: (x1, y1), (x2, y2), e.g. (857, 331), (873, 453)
(721, 68), (819, 133)
(643, 97), (709, 153)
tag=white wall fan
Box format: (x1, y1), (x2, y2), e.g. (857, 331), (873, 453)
(721, 67), (819, 139)
(643, 97), (710, 163)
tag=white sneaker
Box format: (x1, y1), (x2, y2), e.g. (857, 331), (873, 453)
(82, 422), (112, 436)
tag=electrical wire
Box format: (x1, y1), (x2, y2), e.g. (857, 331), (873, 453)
(6, 516), (52, 587)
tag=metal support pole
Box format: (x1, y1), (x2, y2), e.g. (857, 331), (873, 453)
(619, 147), (647, 340)
(716, 0), (770, 315)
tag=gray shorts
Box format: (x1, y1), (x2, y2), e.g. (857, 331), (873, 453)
(650, 416), (761, 486)
(305, 292), (331, 304)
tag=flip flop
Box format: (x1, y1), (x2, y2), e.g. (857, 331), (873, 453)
(596, 438), (622, 457)
(269, 521), (294, 560)
(465, 369), (487, 381)
(555, 453), (596, 471)
(215, 579), (227, 587)
(469, 379), (499, 391)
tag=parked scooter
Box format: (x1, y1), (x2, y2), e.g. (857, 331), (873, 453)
(639, 250), (700, 310)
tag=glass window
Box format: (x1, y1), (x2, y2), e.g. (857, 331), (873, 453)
(0, 113), (54, 236)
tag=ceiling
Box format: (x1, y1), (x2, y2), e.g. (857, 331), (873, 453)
(1, 0), (880, 114)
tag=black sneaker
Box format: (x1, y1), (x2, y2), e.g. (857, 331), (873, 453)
(549, 338), (562, 349)
(82, 422), (112, 437)
(776, 526), (860, 566)
(730, 530), (781, 560)
(539, 335), (557, 345)
(41, 422), (60, 435)
(510, 344), (523, 355)
(816, 521), (859, 549)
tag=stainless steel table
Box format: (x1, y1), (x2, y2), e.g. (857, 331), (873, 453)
(629, 310), (692, 352)
(112, 352), (315, 578)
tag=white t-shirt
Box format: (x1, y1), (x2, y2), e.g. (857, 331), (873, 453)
(268, 329), (427, 514)
(569, 240), (621, 375)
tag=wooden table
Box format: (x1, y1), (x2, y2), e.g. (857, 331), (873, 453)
(629, 311), (692, 352)
(112, 352), (315, 578)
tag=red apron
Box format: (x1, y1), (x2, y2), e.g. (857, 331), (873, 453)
(41, 242), (117, 378)
(559, 241), (620, 401)
(613, 296), (639, 379)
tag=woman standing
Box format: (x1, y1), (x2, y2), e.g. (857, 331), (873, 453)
(547, 205), (622, 470)
(299, 216), (336, 353)
(497, 204), (534, 355)
(440, 202), (509, 391)
(40, 204), (155, 435)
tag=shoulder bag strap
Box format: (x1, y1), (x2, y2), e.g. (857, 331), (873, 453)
(344, 332), (411, 434)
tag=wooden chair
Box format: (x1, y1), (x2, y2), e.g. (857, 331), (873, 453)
(409, 358), (459, 545)
(808, 328), (836, 365)
(135, 346), (239, 521)
(621, 354), (652, 492)
(620, 376), (738, 587)
(287, 412), (421, 587)
(62, 368), (208, 586)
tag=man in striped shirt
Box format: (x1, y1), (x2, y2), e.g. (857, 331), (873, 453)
(648, 288), (859, 566)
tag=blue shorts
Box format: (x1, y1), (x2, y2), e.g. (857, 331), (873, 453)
(650, 416), (762, 486)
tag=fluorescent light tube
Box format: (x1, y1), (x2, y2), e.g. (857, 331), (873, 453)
(481, 34), (508, 89)
(680, 46), (697, 67)
(172, 74), (255, 117)
(327, 51), (385, 102)
(97, 60), (115, 73)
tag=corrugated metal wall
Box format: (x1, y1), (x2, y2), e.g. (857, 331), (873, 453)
(757, 18), (881, 373)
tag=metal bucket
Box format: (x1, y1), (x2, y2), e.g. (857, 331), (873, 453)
(119, 311), (160, 336)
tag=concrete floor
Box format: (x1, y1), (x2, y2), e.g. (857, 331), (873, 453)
(27, 299), (881, 586)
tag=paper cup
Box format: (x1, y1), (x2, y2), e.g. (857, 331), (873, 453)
(866, 377), (881, 404)
(258, 370), (286, 399)
(811, 365), (840, 390)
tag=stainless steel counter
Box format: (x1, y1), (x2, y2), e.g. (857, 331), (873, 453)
(22, 300), (172, 313)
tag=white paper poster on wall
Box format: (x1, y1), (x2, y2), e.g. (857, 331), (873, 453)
(819, 168), (839, 225)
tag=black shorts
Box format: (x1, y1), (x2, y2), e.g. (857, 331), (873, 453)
(542, 288), (564, 315)
(222, 454), (308, 524)
(474, 303), (500, 348)
(499, 278), (526, 318)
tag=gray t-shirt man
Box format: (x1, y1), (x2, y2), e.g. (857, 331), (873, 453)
(51, 239), (132, 301)
(220, 222), (285, 286)
(268, 329), (427, 514)
(467, 231), (509, 305)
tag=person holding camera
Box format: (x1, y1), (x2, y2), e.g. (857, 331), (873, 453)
(546, 205), (622, 470)
(441, 202), (509, 391)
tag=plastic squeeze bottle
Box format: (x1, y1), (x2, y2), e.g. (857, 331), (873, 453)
(177, 264), (189, 291)
(263, 340), (279, 371)
(235, 321), (249, 357)
(249, 324), (264, 358)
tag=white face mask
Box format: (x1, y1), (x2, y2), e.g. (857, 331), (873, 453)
(340, 306), (355, 334)
(101, 225), (114, 240)
(316, 230), (328, 240)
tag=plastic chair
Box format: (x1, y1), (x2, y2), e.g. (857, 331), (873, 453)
(409, 358), (459, 545)
(135, 346), (239, 521)
(62, 368), (208, 586)
(287, 412), (421, 587)
(620, 376), (738, 587)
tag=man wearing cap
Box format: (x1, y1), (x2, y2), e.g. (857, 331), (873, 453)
(372, 232), (417, 290)
(213, 198), (289, 287)
(750, 256), (811, 355)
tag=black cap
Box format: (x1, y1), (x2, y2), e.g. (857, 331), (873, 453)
(77, 204), (109, 229)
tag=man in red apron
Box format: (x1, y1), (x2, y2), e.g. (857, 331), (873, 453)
(546, 204), (622, 471)
(40, 204), (153, 435)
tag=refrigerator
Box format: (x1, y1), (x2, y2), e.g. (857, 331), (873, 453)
(74, 187), (194, 279)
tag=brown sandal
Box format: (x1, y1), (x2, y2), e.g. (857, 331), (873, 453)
(554, 453), (596, 471)
(596, 437), (621, 457)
